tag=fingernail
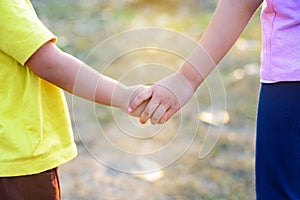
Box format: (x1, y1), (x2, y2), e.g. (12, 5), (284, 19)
(128, 107), (133, 113)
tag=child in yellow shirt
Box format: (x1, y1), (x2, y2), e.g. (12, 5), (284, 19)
(0, 0), (145, 199)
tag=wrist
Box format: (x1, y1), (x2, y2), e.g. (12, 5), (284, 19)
(180, 43), (216, 91)
(111, 84), (128, 110)
(179, 62), (204, 91)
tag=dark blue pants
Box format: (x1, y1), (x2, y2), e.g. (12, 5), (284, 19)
(256, 82), (300, 199)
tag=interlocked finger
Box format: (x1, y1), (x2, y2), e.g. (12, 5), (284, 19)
(150, 104), (168, 124)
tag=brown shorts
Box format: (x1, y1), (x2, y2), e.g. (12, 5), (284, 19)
(0, 168), (60, 200)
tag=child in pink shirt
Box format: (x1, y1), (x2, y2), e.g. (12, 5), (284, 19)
(130, 0), (300, 198)
(261, 0), (300, 81)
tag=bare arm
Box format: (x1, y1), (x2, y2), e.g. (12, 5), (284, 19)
(129, 0), (263, 124)
(181, 0), (263, 87)
(26, 41), (146, 115)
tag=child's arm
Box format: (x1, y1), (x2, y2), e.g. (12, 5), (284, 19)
(26, 41), (146, 115)
(129, 0), (263, 124)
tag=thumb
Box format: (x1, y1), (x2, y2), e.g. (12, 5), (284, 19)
(128, 87), (152, 113)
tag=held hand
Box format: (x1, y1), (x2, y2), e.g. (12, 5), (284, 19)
(128, 73), (195, 124)
(112, 84), (149, 117)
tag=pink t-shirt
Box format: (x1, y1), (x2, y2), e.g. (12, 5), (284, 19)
(260, 0), (300, 81)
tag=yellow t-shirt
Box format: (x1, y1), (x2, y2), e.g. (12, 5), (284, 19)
(0, 0), (77, 176)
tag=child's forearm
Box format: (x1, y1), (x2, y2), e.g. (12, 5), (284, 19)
(180, 0), (263, 90)
(129, 0), (263, 124)
(26, 41), (130, 110)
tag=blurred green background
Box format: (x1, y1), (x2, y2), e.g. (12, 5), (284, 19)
(31, 0), (262, 199)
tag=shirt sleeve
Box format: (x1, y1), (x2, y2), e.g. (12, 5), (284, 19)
(0, 0), (57, 66)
